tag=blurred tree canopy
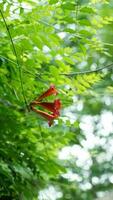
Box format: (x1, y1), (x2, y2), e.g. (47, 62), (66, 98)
(0, 0), (113, 199)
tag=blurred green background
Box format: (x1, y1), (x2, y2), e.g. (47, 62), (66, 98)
(0, 0), (113, 199)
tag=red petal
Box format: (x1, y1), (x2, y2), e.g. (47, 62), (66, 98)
(36, 99), (61, 115)
(31, 106), (58, 126)
(36, 84), (58, 102)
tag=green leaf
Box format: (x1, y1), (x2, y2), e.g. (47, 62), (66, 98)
(61, 3), (75, 10)
(79, 29), (93, 37)
(80, 6), (96, 14)
(79, 19), (91, 26)
(64, 57), (75, 65)
(49, 0), (59, 4)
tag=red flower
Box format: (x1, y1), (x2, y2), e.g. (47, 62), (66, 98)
(31, 106), (59, 127)
(30, 84), (61, 127)
(32, 99), (61, 115)
(36, 84), (58, 102)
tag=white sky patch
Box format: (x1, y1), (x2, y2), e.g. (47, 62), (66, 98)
(78, 61), (87, 68)
(63, 104), (78, 123)
(91, 63), (97, 70)
(100, 111), (113, 136)
(99, 57), (106, 64)
(58, 110), (113, 187)
(109, 175), (113, 183)
(80, 111), (113, 149)
(21, 2), (32, 10)
(64, 84), (71, 90)
(64, 111), (77, 123)
(43, 45), (51, 53)
(80, 115), (94, 135)
(4, 2), (10, 11)
(79, 182), (92, 191)
(92, 174), (113, 186)
(38, 186), (62, 200)
(76, 100), (83, 111)
(62, 171), (82, 182)
(59, 145), (92, 170)
(34, 46), (40, 51)
(80, 115), (96, 149)
(92, 177), (100, 185)
(72, 95), (78, 102)
(6, 2), (20, 20)
(67, 24), (76, 30)
(55, 54), (63, 60)
(103, 96), (112, 106)
(57, 32), (66, 39)
(54, 24), (60, 29)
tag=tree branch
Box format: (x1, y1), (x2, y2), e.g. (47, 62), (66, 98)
(60, 62), (113, 77)
(1, 55), (113, 78)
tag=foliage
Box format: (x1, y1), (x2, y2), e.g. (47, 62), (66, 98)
(0, 0), (113, 199)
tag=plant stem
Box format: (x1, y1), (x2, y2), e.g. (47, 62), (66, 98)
(0, 9), (29, 111)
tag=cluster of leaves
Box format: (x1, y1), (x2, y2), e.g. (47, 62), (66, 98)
(0, 0), (113, 199)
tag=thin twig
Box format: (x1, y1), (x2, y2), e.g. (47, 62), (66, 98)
(0, 98), (25, 112)
(0, 9), (29, 111)
(1, 55), (113, 78)
(38, 123), (49, 159)
(60, 62), (113, 77)
(23, 62), (113, 78)
(0, 55), (18, 65)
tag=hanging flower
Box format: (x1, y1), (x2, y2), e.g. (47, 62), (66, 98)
(31, 106), (59, 127)
(30, 84), (61, 127)
(31, 99), (61, 115)
(36, 84), (58, 102)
